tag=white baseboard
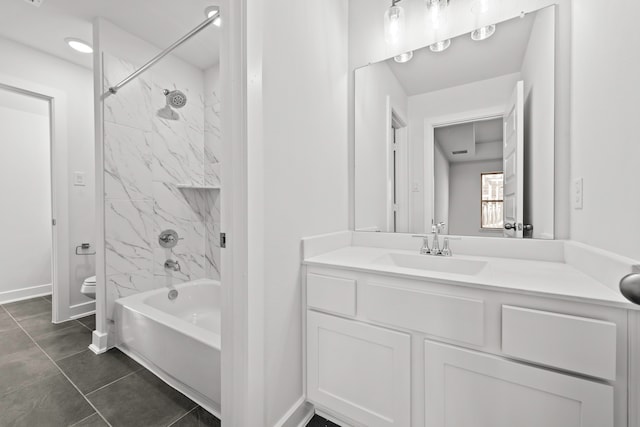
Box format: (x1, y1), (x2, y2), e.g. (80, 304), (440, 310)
(89, 330), (109, 354)
(0, 283), (51, 304)
(69, 300), (96, 320)
(273, 397), (315, 427)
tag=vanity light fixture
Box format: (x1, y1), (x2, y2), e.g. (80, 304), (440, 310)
(471, 24), (496, 41)
(429, 39), (451, 52)
(384, 0), (406, 46)
(470, 0), (496, 41)
(425, 0), (451, 53)
(204, 6), (222, 26)
(64, 38), (93, 54)
(394, 51), (414, 63)
(425, 0), (449, 29)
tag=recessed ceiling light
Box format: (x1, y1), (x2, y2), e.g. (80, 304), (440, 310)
(429, 39), (451, 53)
(65, 38), (93, 54)
(394, 51), (413, 63)
(471, 24), (496, 41)
(204, 6), (221, 26)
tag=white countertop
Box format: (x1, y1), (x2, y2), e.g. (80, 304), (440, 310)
(304, 246), (635, 309)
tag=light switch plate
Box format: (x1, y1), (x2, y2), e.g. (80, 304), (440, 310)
(573, 177), (583, 209)
(73, 171), (86, 187)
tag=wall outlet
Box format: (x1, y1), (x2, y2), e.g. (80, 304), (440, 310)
(573, 177), (583, 209)
(23, 0), (43, 7)
(73, 171), (86, 187)
(412, 182), (420, 192)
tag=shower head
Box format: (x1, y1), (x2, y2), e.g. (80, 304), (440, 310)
(163, 89), (187, 109)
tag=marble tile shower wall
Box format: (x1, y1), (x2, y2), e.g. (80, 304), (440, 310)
(103, 54), (221, 319)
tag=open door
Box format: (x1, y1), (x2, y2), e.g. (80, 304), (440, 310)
(503, 80), (524, 238)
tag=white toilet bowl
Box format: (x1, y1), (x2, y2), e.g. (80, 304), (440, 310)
(81, 275), (96, 299)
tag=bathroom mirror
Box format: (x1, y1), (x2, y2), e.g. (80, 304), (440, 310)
(355, 6), (556, 239)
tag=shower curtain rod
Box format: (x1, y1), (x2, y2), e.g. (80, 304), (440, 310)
(106, 11), (219, 95)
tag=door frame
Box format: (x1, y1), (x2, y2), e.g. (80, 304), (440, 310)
(0, 75), (70, 323)
(422, 106), (504, 233)
(386, 98), (408, 233)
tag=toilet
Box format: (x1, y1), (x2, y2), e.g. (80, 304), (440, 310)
(81, 275), (96, 299)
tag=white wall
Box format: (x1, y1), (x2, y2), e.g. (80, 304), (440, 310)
(349, 0), (571, 240)
(407, 72), (520, 232)
(0, 93), (51, 298)
(521, 6), (555, 239)
(355, 61), (408, 231)
(449, 159), (503, 236)
(245, 0), (349, 424)
(433, 142), (450, 229)
(570, 0), (640, 260)
(0, 37), (95, 309)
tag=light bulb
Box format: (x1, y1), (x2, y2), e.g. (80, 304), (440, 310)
(426, 0), (449, 30)
(394, 51), (413, 63)
(65, 38), (93, 53)
(471, 24), (496, 41)
(384, 2), (405, 46)
(429, 39), (451, 52)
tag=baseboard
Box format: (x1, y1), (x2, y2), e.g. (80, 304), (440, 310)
(89, 330), (109, 354)
(273, 397), (314, 427)
(69, 300), (96, 320)
(0, 283), (51, 304)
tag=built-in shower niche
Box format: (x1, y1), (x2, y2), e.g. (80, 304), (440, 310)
(103, 51), (221, 320)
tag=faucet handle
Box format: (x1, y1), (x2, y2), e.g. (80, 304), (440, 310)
(412, 234), (430, 254)
(441, 237), (452, 256)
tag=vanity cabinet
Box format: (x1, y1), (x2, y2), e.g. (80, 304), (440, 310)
(306, 310), (411, 427)
(303, 267), (627, 427)
(424, 340), (613, 427)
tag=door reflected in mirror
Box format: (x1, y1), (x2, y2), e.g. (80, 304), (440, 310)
(354, 6), (556, 239)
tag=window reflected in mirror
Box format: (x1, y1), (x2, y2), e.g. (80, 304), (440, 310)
(481, 172), (504, 230)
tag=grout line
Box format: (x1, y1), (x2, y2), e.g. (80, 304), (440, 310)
(52, 347), (93, 363)
(167, 406), (198, 427)
(76, 319), (95, 332)
(85, 369), (140, 397)
(3, 307), (114, 427)
(68, 412), (99, 427)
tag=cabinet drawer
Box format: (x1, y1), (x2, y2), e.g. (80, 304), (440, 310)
(307, 273), (356, 316)
(359, 282), (485, 346)
(502, 305), (617, 380)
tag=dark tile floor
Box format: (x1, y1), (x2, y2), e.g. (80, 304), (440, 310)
(0, 296), (220, 427)
(306, 415), (340, 427)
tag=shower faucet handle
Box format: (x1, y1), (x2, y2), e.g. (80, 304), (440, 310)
(159, 229), (183, 248)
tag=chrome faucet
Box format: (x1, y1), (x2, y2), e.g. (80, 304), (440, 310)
(164, 259), (181, 272)
(412, 222), (452, 257)
(431, 221), (446, 255)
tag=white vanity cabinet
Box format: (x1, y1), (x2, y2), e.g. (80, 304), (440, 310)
(307, 310), (411, 427)
(424, 340), (613, 427)
(304, 267), (628, 427)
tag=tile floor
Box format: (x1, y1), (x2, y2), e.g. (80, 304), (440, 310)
(306, 415), (340, 427)
(0, 296), (220, 427)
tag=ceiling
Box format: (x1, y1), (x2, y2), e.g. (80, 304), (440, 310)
(435, 118), (503, 163)
(386, 11), (535, 96)
(0, 0), (220, 70)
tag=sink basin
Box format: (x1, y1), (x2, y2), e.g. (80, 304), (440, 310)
(373, 253), (487, 276)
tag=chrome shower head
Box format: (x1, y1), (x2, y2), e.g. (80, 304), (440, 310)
(163, 89), (187, 109)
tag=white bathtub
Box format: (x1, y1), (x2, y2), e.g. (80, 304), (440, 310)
(114, 279), (221, 416)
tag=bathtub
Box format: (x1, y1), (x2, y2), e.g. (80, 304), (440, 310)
(114, 279), (221, 416)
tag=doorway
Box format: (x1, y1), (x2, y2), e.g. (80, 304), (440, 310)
(0, 79), (70, 323)
(0, 85), (52, 301)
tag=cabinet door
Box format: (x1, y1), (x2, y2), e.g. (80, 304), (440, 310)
(424, 340), (613, 427)
(307, 311), (411, 427)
